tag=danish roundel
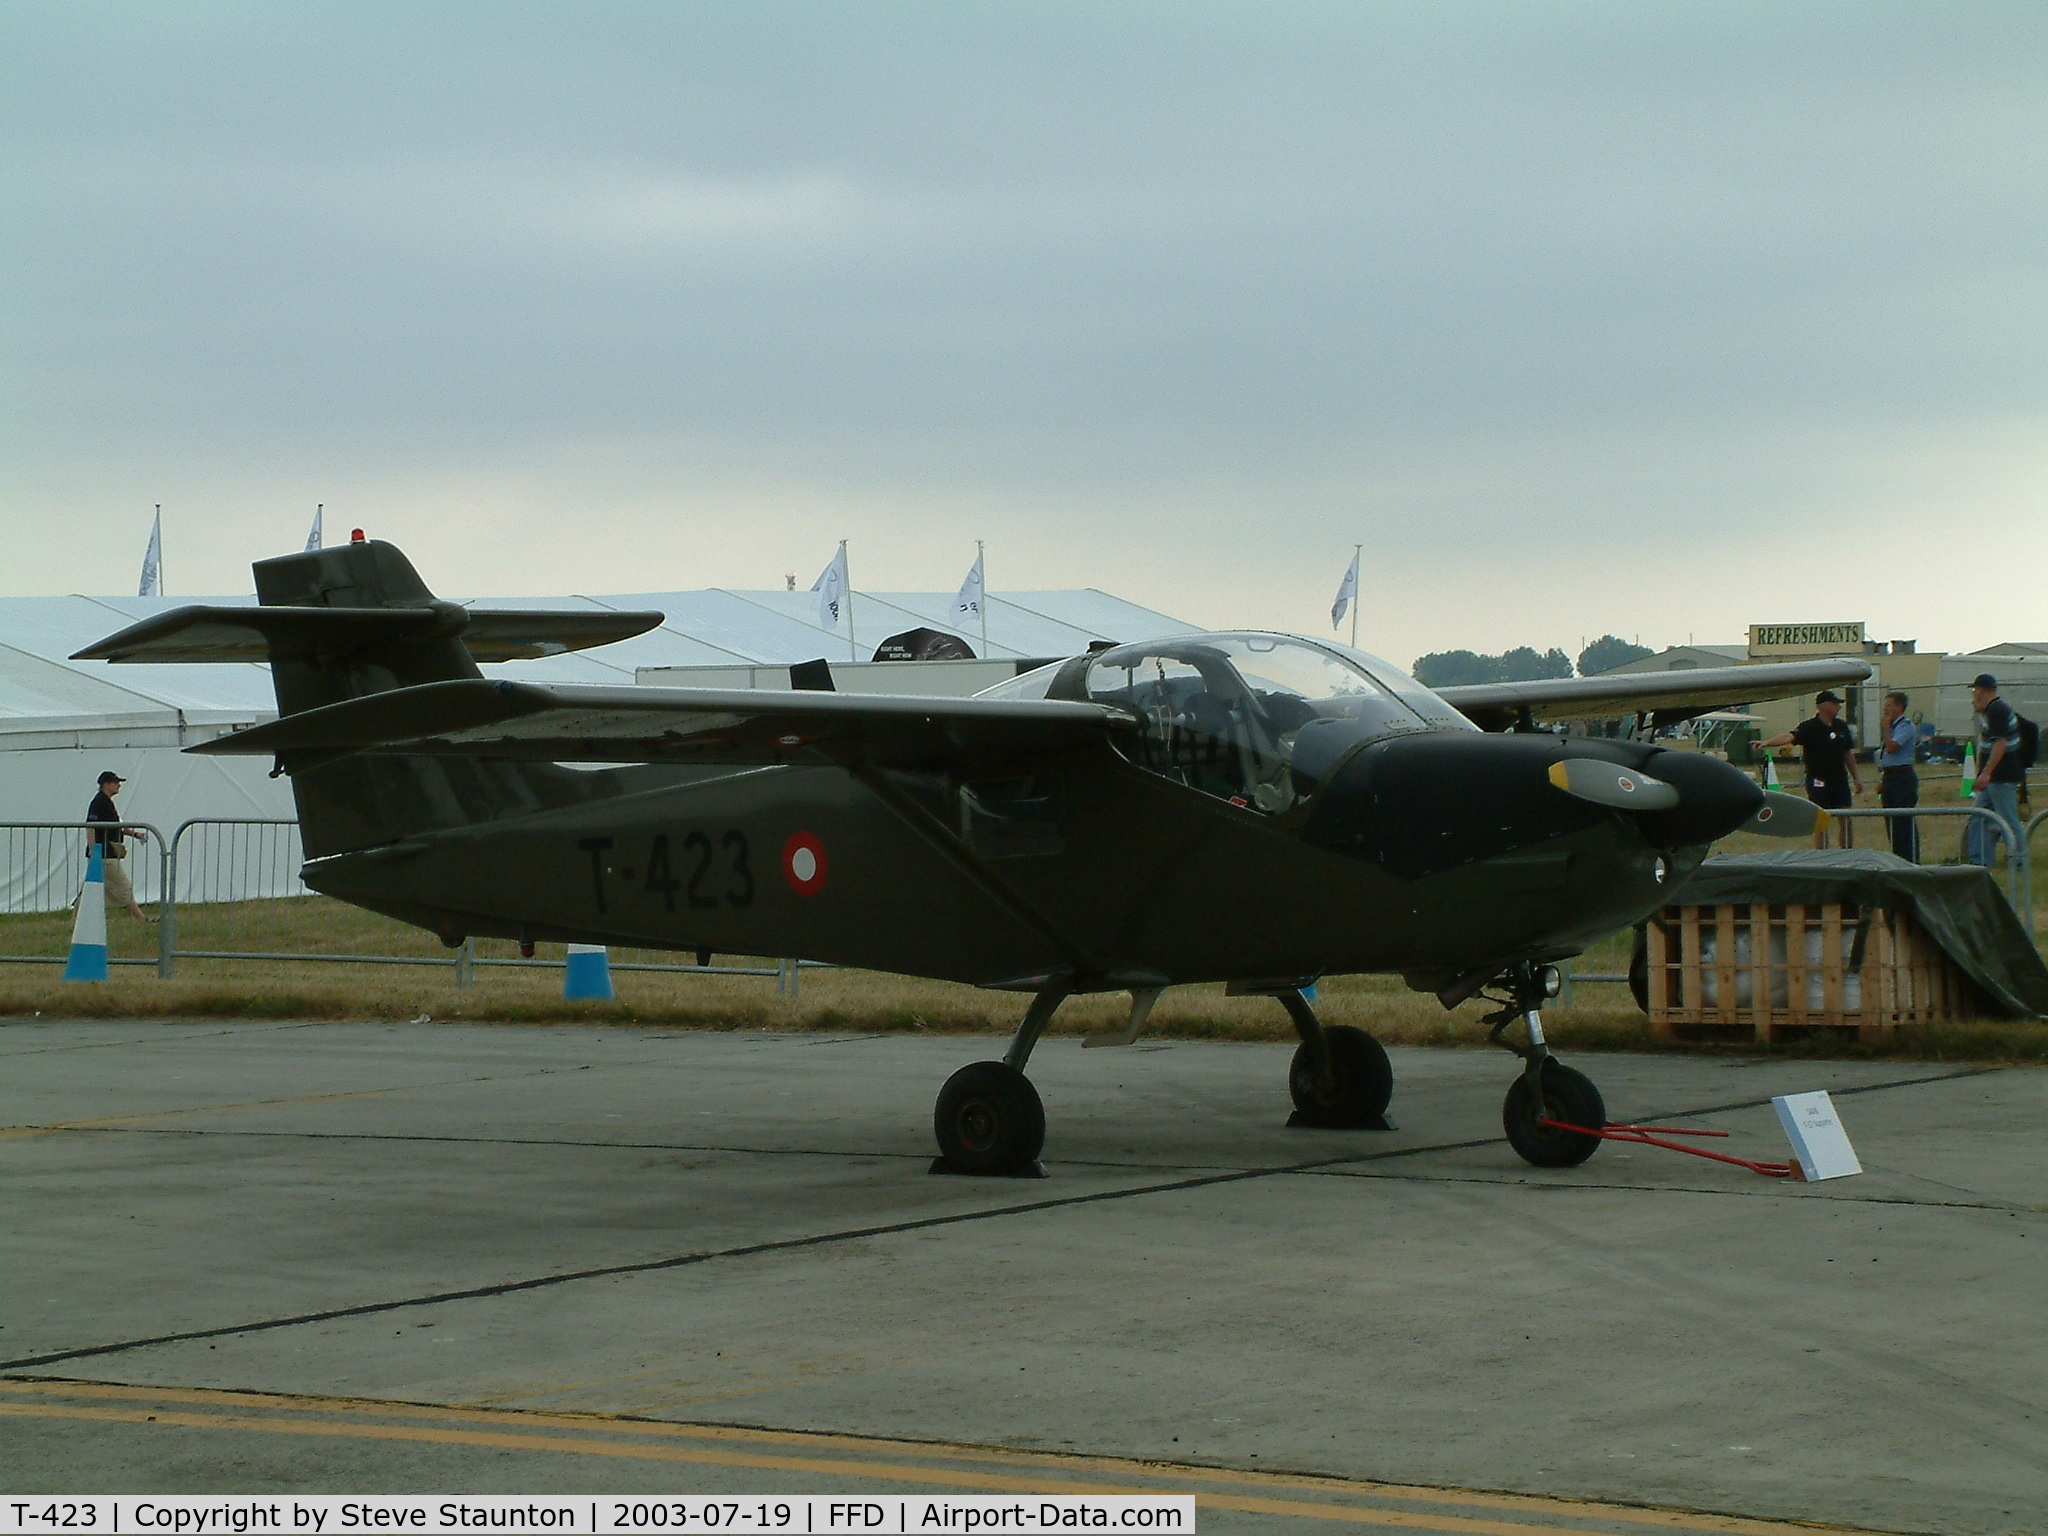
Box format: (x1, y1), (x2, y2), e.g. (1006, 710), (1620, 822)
(782, 831), (828, 895)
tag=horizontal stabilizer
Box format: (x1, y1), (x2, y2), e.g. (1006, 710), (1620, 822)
(71, 604), (663, 665)
(189, 679), (1138, 772)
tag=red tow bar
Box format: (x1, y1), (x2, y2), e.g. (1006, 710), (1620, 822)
(1537, 1119), (1794, 1179)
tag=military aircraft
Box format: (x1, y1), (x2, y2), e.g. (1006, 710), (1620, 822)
(77, 539), (1871, 1176)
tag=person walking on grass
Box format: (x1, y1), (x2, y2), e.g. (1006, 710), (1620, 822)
(1966, 674), (2023, 869)
(1876, 691), (1920, 861)
(84, 770), (151, 920)
(1761, 690), (1861, 849)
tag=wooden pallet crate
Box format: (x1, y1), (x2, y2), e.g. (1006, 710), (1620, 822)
(1646, 900), (1984, 1042)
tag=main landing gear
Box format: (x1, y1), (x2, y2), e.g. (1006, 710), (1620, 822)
(1276, 988), (1393, 1130)
(931, 984), (1066, 1177)
(929, 979), (1399, 1176)
(1485, 961), (1606, 1168)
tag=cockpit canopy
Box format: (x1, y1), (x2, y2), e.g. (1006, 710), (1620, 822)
(981, 632), (1474, 814)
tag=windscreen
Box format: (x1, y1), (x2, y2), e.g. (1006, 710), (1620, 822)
(1081, 634), (1446, 812)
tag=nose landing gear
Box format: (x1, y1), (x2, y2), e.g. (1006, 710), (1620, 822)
(1484, 961), (1605, 1168)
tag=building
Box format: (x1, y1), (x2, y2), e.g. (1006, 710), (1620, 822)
(1588, 622), (2045, 750)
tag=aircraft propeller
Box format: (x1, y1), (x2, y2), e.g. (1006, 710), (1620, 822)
(1547, 753), (1815, 843)
(1545, 758), (1680, 811)
(1734, 791), (1831, 840)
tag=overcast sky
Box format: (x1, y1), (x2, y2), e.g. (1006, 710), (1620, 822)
(4, 2), (2044, 663)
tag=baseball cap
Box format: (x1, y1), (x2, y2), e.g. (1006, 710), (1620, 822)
(97, 770), (124, 785)
(1972, 673), (1998, 691)
(1814, 691), (1841, 705)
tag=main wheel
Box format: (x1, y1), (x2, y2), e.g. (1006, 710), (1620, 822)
(1288, 1025), (1394, 1128)
(1627, 928), (1650, 1014)
(1502, 1060), (1606, 1168)
(934, 1061), (1046, 1175)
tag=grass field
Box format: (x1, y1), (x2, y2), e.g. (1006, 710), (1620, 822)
(4, 874), (2043, 1063)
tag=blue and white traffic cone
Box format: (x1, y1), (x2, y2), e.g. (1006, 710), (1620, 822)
(563, 943), (614, 1001)
(63, 847), (110, 983)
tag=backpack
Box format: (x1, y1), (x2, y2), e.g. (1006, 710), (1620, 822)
(2019, 714), (2040, 771)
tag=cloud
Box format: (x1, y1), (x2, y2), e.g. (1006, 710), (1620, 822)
(2, 3), (2044, 660)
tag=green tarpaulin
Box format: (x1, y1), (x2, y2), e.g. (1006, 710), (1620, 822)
(1670, 850), (2048, 1020)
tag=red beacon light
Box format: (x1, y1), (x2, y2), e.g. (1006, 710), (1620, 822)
(350, 528), (366, 543)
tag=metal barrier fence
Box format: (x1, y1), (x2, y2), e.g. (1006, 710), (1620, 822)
(1826, 805), (2032, 934)
(0, 818), (804, 996)
(0, 822), (171, 970)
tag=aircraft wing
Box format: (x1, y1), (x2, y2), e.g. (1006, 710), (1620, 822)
(1436, 657), (1874, 732)
(188, 679), (1139, 772)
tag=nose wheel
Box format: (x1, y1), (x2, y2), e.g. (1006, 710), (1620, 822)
(1484, 961), (1605, 1168)
(1502, 1060), (1605, 1167)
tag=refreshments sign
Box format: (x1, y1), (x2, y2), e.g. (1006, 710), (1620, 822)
(1748, 622), (1865, 655)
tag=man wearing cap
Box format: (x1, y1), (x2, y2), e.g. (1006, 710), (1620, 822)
(1761, 691), (1861, 847)
(84, 771), (151, 921)
(1966, 674), (2022, 868)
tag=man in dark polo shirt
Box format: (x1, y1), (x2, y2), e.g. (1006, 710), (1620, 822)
(84, 770), (151, 920)
(1762, 690), (1860, 847)
(1966, 673), (2024, 868)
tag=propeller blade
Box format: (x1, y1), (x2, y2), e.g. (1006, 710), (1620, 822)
(1737, 791), (1830, 839)
(1546, 758), (1681, 811)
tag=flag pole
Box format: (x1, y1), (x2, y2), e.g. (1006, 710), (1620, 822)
(1349, 543), (1360, 650)
(842, 540), (857, 662)
(977, 539), (987, 657)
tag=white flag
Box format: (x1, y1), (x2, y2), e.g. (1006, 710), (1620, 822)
(1330, 550), (1359, 631)
(305, 505), (323, 552)
(952, 550), (984, 627)
(811, 543), (849, 628)
(138, 509), (162, 597)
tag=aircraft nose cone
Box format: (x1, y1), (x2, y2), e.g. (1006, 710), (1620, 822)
(1631, 749), (1766, 846)
(1303, 732), (1616, 877)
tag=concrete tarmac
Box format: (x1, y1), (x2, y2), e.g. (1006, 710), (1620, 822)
(1, 1018), (2042, 1535)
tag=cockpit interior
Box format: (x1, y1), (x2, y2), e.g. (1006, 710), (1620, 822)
(981, 633), (1474, 815)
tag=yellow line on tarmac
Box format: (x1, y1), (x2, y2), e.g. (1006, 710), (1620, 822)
(0, 1381), (1886, 1535)
(0, 1401), (1609, 1535)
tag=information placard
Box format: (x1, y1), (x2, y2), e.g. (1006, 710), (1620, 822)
(1771, 1090), (1862, 1180)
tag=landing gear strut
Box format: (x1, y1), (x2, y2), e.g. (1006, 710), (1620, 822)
(930, 983), (1064, 1177)
(1484, 961), (1605, 1168)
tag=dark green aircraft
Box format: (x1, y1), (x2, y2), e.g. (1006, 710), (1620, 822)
(77, 540), (1870, 1176)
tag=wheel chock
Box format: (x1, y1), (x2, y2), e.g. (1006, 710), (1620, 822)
(927, 1157), (1049, 1179)
(1285, 1111), (1395, 1131)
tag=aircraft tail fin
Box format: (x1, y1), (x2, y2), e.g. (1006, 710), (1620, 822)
(74, 541), (660, 860)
